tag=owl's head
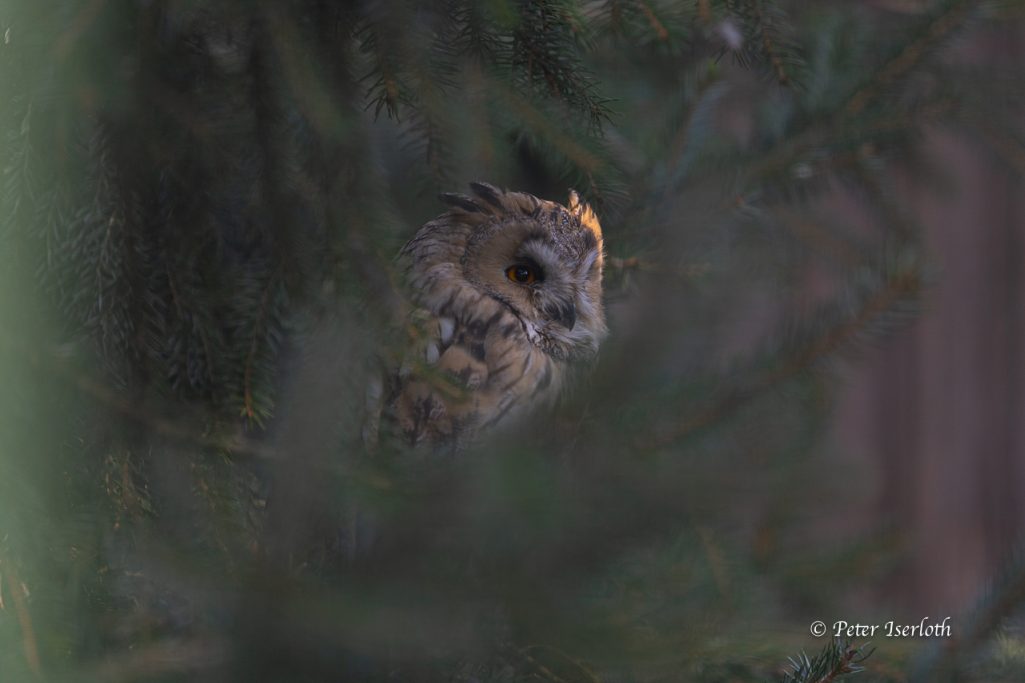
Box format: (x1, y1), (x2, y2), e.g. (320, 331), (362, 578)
(439, 183), (607, 361)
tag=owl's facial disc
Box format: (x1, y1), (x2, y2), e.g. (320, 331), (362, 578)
(506, 236), (580, 328)
(502, 256), (574, 330)
(461, 212), (604, 359)
(505, 271), (576, 329)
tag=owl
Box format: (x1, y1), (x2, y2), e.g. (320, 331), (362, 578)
(369, 182), (607, 449)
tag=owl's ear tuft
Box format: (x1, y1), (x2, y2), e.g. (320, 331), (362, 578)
(567, 189), (582, 211)
(439, 192), (485, 214)
(469, 181), (505, 209)
(567, 189), (602, 242)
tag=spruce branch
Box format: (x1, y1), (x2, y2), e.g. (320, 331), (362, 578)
(235, 271), (288, 427)
(595, 0), (682, 42)
(242, 274), (275, 422)
(505, 643), (603, 683)
(447, 0), (506, 62)
(909, 549), (1025, 682)
(842, 0), (975, 117)
(490, 79), (608, 186)
(662, 63), (730, 187)
(511, 0), (612, 130)
(641, 257), (922, 451)
(87, 637), (229, 682)
(734, 96), (957, 205)
(698, 0), (713, 23)
(634, 0), (671, 42)
(723, 0), (988, 202)
(720, 0), (806, 88)
(962, 116), (1025, 179)
(752, 0), (797, 87)
(355, 4), (418, 121)
(779, 638), (873, 683)
(0, 331), (275, 459)
(0, 558), (41, 679)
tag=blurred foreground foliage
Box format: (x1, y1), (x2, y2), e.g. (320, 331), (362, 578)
(2, 1), (1025, 681)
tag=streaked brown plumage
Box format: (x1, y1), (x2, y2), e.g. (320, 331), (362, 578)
(370, 182), (607, 449)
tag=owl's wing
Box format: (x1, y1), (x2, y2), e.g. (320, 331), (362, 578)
(387, 309), (490, 447)
(383, 306), (559, 448)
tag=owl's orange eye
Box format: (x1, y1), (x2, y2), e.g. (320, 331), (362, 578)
(506, 264), (538, 284)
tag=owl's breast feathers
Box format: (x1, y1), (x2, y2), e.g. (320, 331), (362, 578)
(377, 181), (600, 447)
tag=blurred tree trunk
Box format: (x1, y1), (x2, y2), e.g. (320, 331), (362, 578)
(834, 26), (1025, 613)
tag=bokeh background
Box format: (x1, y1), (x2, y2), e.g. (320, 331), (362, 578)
(2, 1), (1025, 681)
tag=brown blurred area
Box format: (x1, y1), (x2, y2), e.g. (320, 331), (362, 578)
(830, 25), (1025, 614)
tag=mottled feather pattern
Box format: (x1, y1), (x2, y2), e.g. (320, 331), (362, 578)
(380, 182), (606, 448)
